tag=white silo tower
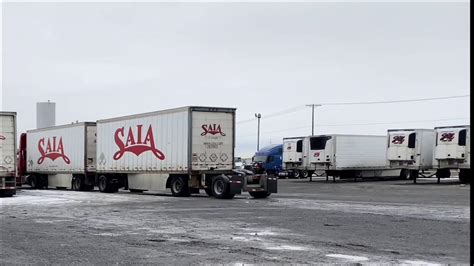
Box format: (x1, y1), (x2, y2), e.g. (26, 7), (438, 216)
(36, 101), (56, 129)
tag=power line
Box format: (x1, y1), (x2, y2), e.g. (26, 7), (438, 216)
(236, 105), (305, 124)
(315, 95), (469, 106)
(237, 117), (470, 138)
(236, 95), (469, 125)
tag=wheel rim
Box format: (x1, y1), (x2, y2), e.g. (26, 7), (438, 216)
(213, 180), (224, 195)
(294, 172), (300, 178)
(303, 171), (308, 178)
(173, 179), (183, 193)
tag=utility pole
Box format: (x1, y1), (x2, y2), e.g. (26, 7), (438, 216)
(255, 113), (261, 151)
(306, 104), (321, 135)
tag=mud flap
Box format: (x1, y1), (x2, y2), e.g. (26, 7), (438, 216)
(229, 175), (243, 195)
(266, 175), (278, 193)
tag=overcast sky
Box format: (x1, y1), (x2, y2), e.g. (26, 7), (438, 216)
(1, 2), (470, 157)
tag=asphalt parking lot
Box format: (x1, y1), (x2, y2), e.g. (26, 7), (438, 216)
(0, 177), (470, 264)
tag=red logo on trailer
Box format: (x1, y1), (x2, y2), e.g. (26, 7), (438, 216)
(0, 135), (5, 140)
(201, 124), (226, 136)
(113, 125), (166, 160)
(313, 152), (320, 157)
(37, 136), (71, 164)
(440, 132), (455, 142)
(391, 136), (405, 144)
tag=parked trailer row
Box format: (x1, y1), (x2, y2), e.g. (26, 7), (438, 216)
(283, 134), (401, 181)
(282, 125), (470, 184)
(0, 112), (17, 197)
(17, 106), (277, 199)
(387, 126), (470, 183)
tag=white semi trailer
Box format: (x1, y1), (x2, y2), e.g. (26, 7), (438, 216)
(18, 122), (97, 190)
(95, 106), (276, 199)
(283, 134), (401, 182)
(0, 112), (17, 197)
(282, 137), (305, 178)
(433, 125), (470, 184)
(387, 129), (437, 182)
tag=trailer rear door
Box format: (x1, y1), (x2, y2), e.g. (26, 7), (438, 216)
(191, 110), (234, 171)
(0, 113), (16, 176)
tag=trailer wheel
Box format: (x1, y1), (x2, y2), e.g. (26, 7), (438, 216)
(293, 171), (301, 179)
(98, 175), (114, 193)
(211, 176), (234, 199)
(399, 169), (409, 180)
(436, 169), (451, 178)
(72, 176), (85, 191)
(301, 170), (309, 178)
(170, 176), (190, 197)
(0, 190), (15, 197)
(29, 175), (43, 189)
(249, 191), (271, 199)
(459, 169), (470, 184)
(408, 170), (419, 180)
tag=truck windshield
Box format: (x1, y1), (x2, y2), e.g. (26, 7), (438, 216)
(253, 156), (267, 162)
(310, 136), (331, 150)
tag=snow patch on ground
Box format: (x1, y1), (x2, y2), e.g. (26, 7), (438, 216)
(326, 253), (369, 261)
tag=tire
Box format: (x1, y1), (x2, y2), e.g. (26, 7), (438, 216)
(30, 175), (44, 189)
(459, 169), (470, 184)
(399, 169), (409, 180)
(0, 190), (15, 197)
(29, 175), (38, 189)
(98, 175), (114, 193)
(293, 171), (300, 179)
(301, 170), (309, 178)
(72, 176), (85, 191)
(211, 176), (234, 199)
(170, 176), (190, 197)
(436, 169), (450, 178)
(249, 191), (271, 199)
(204, 188), (213, 197)
(408, 170), (419, 180)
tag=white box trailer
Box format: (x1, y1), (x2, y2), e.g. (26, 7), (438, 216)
(0, 112), (17, 197)
(433, 125), (470, 183)
(96, 106), (276, 198)
(19, 122), (97, 190)
(282, 137), (305, 177)
(387, 129), (436, 180)
(285, 134), (401, 181)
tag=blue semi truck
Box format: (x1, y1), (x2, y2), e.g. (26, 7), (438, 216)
(252, 144), (283, 175)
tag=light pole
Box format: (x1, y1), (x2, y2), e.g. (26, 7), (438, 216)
(306, 104), (321, 135)
(255, 113), (261, 151)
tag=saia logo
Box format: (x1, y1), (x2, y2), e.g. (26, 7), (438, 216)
(440, 132), (455, 142)
(37, 136), (71, 164)
(392, 136), (405, 144)
(201, 124), (226, 136)
(113, 125), (165, 160)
